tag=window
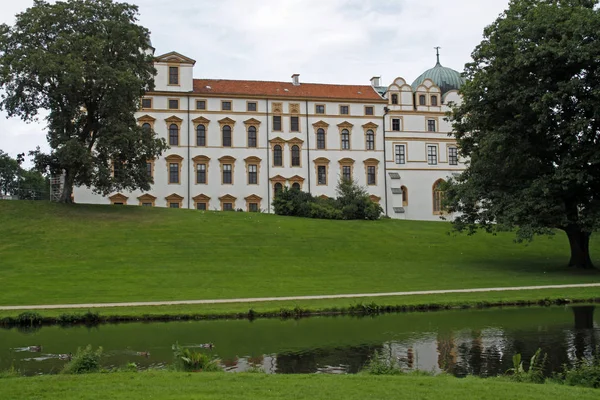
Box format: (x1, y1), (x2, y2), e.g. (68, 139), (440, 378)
(142, 98), (152, 109)
(222, 164), (232, 184)
(142, 202), (153, 207)
(274, 182), (283, 197)
(168, 202), (178, 208)
(223, 203), (233, 211)
(142, 123), (151, 133)
(146, 162), (152, 177)
(196, 164), (206, 184)
(292, 182), (301, 190)
(290, 116), (299, 132)
(427, 145), (438, 165)
(392, 118), (401, 131)
(316, 104), (325, 114)
(365, 106), (374, 115)
(196, 125), (206, 146)
(169, 163), (179, 184)
(391, 94), (398, 105)
(433, 180), (446, 214)
(317, 165), (327, 185)
(248, 164), (258, 184)
(449, 146), (458, 165)
(168, 99), (179, 110)
(419, 95), (426, 105)
(431, 96), (438, 106)
(273, 115), (282, 131)
(169, 66), (179, 85)
(340, 105), (349, 115)
(248, 203), (259, 212)
(248, 126), (257, 148)
(395, 145), (406, 164)
(341, 129), (350, 150)
(401, 186), (408, 206)
(222, 125), (232, 147)
(273, 145), (283, 166)
(169, 124), (179, 146)
(317, 128), (326, 149)
(366, 130), (375, 150)
(291, 145), (300, 167)
(197, 203), (207, 211)
(196, 100), (206, 110)
(342, 166), (352, 181)
(222, 101), (232, 111)
(247, 102), (257, 112)
(367, 166), (376, 185)
(427, 119), (437, 132)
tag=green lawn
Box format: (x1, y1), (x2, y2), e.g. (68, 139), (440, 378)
(0, 201), (598, 309)
(0, 372), (597, 400)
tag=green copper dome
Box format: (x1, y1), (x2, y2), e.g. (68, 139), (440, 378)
(411, 54), (465, 95)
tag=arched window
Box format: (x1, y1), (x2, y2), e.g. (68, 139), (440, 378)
(401, 186), (408, 207)
(431, 95), (438, 106)
(291, 145), (300, 167)
(419, 95), (426, 106)
(274, 182), (283, 197)
(248, 126), (257, 148)
(273, 145), (283, 166)
(391, 94), (398, 105)
(366, 130), (375, 150)
(196, 124), (206, 146)
(142, 123), (151, 133)
(292, 182), (301, 190)
(341, 129), (350, 150)
(433, 179), (446, 214)
(317, 128), (326, 149)
(169, 124), (178, 146)
(222, 125), (232, 147)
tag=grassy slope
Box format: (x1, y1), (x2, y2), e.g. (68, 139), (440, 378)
(0, 201), (598, 307)
(0, 373), (597, 400)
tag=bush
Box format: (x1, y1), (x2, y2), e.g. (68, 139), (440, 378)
(363, 350), (403, 375)
(172, 343), (221, 372)
(506, 349), (546, 384)
(61, 345), (103, 374)
(558, 353), (600, 388)
(15, 311), (43, 326)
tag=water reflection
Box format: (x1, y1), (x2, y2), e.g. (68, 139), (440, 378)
(0, 305), (598, 377)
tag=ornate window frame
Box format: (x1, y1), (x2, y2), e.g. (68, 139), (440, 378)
(166, 193), (184, 208)
(219, 194), (237, 211)
(138, 193), (156, 207)
(244, 194), (262, 212)
(109, 193), (128, 205)
(312, 121), (329, 150)
(362, 122), (378, 151)
(165, 115), (183, 147)
(193, 155), (210, 185)
(244, 118), (261, 148)
(165, 154), (184, 184)
(314, 157), (330, 186)
(193, 193), (211, 210)
(338, 158), (355, 181)
(219, 155), (236, 185)
(364, 158), (379, 186)
(244, 156), (262, 185)
(192, 116), (210, 147)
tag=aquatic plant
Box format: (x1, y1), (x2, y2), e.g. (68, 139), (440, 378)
(171, 343), (221, 372)
(506, 348), (546, 384)
(61, 345), (103, 374)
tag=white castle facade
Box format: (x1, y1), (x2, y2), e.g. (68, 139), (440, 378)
(74, 48), (465, 221)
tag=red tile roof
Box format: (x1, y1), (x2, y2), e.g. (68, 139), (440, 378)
(192, 79), (384, 101)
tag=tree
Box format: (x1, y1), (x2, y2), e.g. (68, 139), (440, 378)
(447, 0), (600, 269)
(0, 150), (23, 196)
(0, 0), (167, 203)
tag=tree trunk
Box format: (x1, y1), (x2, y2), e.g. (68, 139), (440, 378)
(565, 226), (594, 269)
(59, 169), (75, 204)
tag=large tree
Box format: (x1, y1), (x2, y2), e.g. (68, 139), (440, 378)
(447, 0), (600, 269)
(0, 0), (167, 203)
(0, 150), (23, 196)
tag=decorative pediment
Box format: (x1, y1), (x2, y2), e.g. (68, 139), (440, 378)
(192, 116), (211, 125)
(288, 175), (305, 182)
(289, 103), (300, 114)
(244, 156), (262, 164)
(313, 157), (330, 164)
(218, 117), (236, 127)
(137, 114), (156, 122)
(155, 51), (196, 65)
(269, 137), (286, 146)
(272, 102), (283, 113)
(165, 115), (183, 123)
(218, 155), (236, 163)
(137, 194), (156, 201)
(109, 193), (128, 202)
(338, 158), (355, 165)
(319, 195), (330, 200)
(192, 155), (211, 163)
(337, 121), (354, 129)
(362, 122), (379, 129)
(219, 194), (237, 202)
(287, 137), (304, 145)
(165, 193), (184, 201)
(193, 194), (211, 201)
(244, 194), (263, 202)
(165, 154), (184, 163)
(312, 120), (329, 128)
(269, 175), (287, 183)
(363, 158), (380, 165)
(243, 118), (261, 126)
(370, 195), (381, 203)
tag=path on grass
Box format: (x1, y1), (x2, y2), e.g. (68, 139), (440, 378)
(1, 283), (599, 311)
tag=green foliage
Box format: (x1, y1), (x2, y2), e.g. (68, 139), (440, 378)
(506, 348), (547, 384)
(0, 364), (21, 379)
(557, 351), (600, 388)
(171, 343), (221, 372)
(15, 311), (43, 326)
(61, 345), (103, 374)
(447, 0), (600, 268)
(0, 150), (22, 195)
(272, 179), (382, 220)
(0, 0), (168, 203)
(362, 350), (403, 375)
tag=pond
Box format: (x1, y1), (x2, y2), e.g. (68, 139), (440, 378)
(0, 305), (598, 376)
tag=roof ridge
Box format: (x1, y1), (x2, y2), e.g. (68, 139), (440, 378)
(193, 78), (373, 88)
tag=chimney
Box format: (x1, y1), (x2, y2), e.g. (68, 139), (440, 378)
(291, 74), (300, 86)
(370, 76), (381, 87)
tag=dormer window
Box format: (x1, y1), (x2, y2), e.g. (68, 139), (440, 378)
(169, 66), (179, 85)
(391, 94), (398, 105)
(431, 96), (438, 106)
(419, 95), (426, 106)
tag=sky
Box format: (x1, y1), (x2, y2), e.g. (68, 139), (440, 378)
(0, 0), (511, 164)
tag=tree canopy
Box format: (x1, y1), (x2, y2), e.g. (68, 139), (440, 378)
(0, 0), (167, 203)
(447, 0), (600, 269)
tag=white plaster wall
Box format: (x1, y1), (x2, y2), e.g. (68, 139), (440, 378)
(153, 63), (194, 92)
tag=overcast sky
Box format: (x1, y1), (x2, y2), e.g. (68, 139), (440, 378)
(0, 0), (510, 164)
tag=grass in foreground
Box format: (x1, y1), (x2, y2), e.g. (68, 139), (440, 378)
(0, 372), (598, 400)
(0, 201), (598, 307)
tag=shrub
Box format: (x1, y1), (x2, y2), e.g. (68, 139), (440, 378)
(0, 364), (21, 378)
(558, 352), (600, 388)
(15, 311), (43, 326)
(61, 345), (103, 374)
(363, 350), (403, 375)
(172, 343), (221, 372)
(506, 348), (546, 384)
